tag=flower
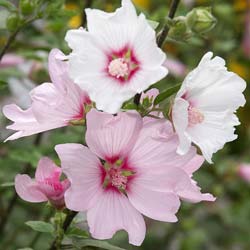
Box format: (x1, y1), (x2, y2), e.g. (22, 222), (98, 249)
(15, 157), (70, 209)
(0, 53), (24, 68)
(2, 49), (90, 141)
(172, 52), (246, 163)
(238, 163), (250, 183)
(65, 0), (167, 114)
(55, 109), (214, 246)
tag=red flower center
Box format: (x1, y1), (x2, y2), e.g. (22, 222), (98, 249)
(102, 159), (135, 192)
(106, 47), (140, 84)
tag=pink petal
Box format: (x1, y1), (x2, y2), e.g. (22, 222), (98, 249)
(2, 104), (67, 141)
(0, 53), (24, 68)
(15, 174), (47, 202)
(128, 118), (196, 170)
(55, 143), (103, 211)
(35, 157), (61, 182)
(181, 155), (205, 175)
(87, 189), (146, 246)
(86, 109), (143, 161)
(141, 88), (159, 102)
(133, 166), (215, 203)
(238, 164), (250, 182)
(127, 180), (180, 222)
(48, 48), (69, 92)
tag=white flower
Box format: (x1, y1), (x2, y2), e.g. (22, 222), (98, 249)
(172, 52), (246, 163)
(65, 0), (167, 114)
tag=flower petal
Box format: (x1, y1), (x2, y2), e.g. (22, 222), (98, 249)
(15, 174), (47, 202)
(128, 118), (196, 170)
(35, 157), (61, 182)
(86, 109), (142, 161)
(187, 111), (239, 163)
(127, 180), (180, 222)
(172, 97), (191, 155)
(87, 189), (146, 246)
(55, 143), (103, 211)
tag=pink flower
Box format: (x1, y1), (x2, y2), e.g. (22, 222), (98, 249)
(15, 157), (70, 209)
(55, 109), (214, 246)
(238, 164), (250, 182)
(0, 54), (24, 68)
(3, 49), (90, 141)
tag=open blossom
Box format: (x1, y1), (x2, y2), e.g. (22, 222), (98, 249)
(238, 164), (250, 183)
(65, 0), (167, 114)
(2, 49), (90, 141)
(172, 52), (246, 163)
(15, 157), (70, 209)
(55, 109), (214, 246)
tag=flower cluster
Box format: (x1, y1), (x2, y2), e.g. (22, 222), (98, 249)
(2, 0), (246, 246)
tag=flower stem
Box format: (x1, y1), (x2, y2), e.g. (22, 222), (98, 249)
(133, 0), (181, 106)
(0, 17), (37, 61)
(49, 210), (78, 250)
(157, 0), (181, 47)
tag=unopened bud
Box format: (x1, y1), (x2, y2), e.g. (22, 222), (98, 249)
(6, 13), (20, 32)
(186, 7), (217, 34)
(168, 16), (192, 41)
(20, 0), (35, 16)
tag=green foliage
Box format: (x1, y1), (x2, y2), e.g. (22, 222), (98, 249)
(25, 221), (54, 234)
(20, 0), (36, 16)
(72, 238), (126, 250)
(154, 84), (181, 105)
(66, 227), (89, 239)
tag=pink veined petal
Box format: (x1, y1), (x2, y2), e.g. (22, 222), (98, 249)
(15, 174), (48, 202)
(48, 48), (69, 93)
(133, 167), (215, 203)
(128, 118), (196, 170)
(86, 109), (143, 161)
(87, 189), (146, 246)
(180, 155), (205, 175)
(35, 157), (61, 182)
(127, 179), (180, 222)
(3, 104), (35, 123)
(2, 104), (68, 141)
(55, 143), (103, 211)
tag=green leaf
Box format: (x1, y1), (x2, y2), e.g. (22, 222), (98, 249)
(0, 0), (16, 11)
(122, 102), (138, 110)
(72, 239), (126, 250)
(25, 221), (54, 234)
(154, 84), (181, 105)
(66, 227), (89, 239)
(1, 182), (14, 187)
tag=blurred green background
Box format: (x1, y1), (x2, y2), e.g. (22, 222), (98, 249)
(0, 0), (250, 249)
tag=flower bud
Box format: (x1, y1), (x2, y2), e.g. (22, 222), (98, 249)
(168, 16), (192, 41)
(6, 13), (20, 32)
(186, 7), (217, 34)
(20, 0), (35, 16)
